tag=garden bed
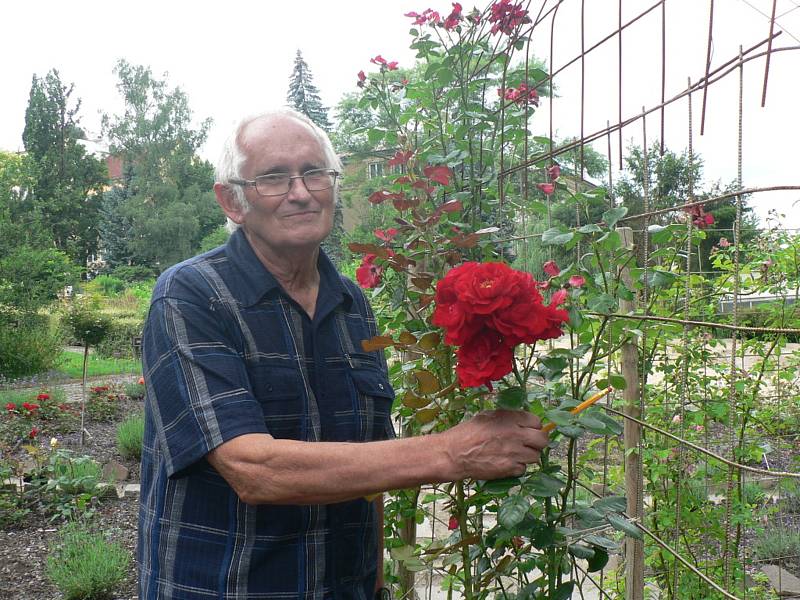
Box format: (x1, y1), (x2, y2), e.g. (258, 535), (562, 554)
(0, 378), (142, 599)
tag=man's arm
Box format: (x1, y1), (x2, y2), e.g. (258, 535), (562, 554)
(207, 410), (548, 505)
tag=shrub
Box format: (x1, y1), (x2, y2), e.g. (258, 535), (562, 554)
(0, 313), (64, 381)
(62, 300), (113, 350)
(47, 449), (104, 495)
(95, 315), (143, 360)
(122, 378), (145, 400)
(116, 414), (144, 460)
(0, 389), (78, 448)
(46, 520), (130, 600)
(0, 463), (30, 527)
(20, 448), (112, 522)
(109, 264), (155, 283)
(753, 527), (800, 563)
(84, 275), (126, 296)
(86, 385), (120, 421)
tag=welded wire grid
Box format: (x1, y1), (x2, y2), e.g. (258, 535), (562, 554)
(501, 1), (800, 598)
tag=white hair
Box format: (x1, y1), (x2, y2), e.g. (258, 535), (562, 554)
(215, 108), (342, 232)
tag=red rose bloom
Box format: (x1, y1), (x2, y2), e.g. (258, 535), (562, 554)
(5, 402), (15, 412)
(455, 331), (515, 389)
(488, 0), (530, 35)
(537, 182), (555, 195)
(36, 393), (50, 401)
(543, 260), (560, 277)
(433, 262), (569, 388)
(443, 2), (462, 29)
(568, 275), (586, 288)
(356, 254), (384, 289)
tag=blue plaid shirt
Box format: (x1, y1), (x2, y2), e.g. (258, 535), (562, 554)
(138, 229), (395, 599)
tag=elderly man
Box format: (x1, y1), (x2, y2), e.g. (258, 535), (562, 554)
(138, 109), (548, 600)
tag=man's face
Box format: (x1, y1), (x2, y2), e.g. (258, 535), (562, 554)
(233, 116), (334, 259)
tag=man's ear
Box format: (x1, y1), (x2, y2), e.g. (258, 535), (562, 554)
(214, 183), (246, 225)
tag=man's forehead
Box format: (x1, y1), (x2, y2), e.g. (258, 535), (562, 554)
(238, 115), (324, 172)
(240, 115), (318, 148)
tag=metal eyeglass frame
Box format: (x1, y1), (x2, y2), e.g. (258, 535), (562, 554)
(227, 168), (340, 196)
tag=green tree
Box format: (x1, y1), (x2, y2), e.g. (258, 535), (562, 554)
(101, 60), (223, 273)
(614, 144), (758, 271)
(22, 70), (108, 266)
(331, 93), (384, 154)
(0, 152), (75, 380)
(286, 50), (332, 130)
(63, 298), (112, 445)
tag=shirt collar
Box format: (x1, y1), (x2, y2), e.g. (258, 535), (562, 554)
(225, 228), (353, 310)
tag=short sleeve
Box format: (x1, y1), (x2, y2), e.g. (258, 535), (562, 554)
(143, 296), (268, 477)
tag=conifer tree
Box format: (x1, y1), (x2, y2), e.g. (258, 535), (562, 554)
(286, 50), (332, 131)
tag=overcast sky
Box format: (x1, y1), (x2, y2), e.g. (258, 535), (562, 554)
(1, 0), (798, 228)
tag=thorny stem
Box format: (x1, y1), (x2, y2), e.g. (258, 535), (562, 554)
(456, 480), (474, 599)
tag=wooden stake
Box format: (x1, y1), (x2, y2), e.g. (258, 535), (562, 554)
(620, 226), (645, 600)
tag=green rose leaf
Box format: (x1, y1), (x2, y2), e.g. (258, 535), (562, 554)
(588, 293), (617, 313)
(568, 307), (584, 329)
(481, 477), (522, 495)
(528, 472), (566, 497)
(593, 495), (627, 513)
(602, 206), (628, 229)
(567, 543), (595, 560)
(643, 269), (677, 289)
(497, 386), (525, 410)
(516, 583), (540, 599)
(651, 224), (679, 244)
(552, 582), (575, 600)
(545, 409), (574, 427)
(607, 513), (643, 539)
(557, 425), (584, 438)
(609, 374), (627, 390)
(587, 547), (610, 572)
(498, 495), (531, 530)
(542, 227), (575, 246)
(594, 412), (623, 435)
(578, 414), (609, 434)
(540, 356), (569, 372)
(576, 507), (605, 524)
(584, 534), (620, 551)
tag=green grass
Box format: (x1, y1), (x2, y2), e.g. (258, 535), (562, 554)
(56, 349), (141, 379)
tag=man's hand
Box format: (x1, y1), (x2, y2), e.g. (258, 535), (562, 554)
(441, 410), (548, 481)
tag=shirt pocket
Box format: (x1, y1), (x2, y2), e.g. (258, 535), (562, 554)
(346, 354), (395, 442)
(250, 366), (305, 440)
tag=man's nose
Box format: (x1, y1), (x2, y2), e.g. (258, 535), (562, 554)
(285, 175), (312, 201)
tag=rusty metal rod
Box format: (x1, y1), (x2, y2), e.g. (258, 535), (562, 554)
(762, 0), (779, 106)
(618, 185), (800, 223)
(502, 40), (795, 176)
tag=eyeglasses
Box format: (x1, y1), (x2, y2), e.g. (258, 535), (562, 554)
(228, 168), (340, 197)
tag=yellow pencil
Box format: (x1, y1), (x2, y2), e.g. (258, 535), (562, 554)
(542, 387), (613, 433)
